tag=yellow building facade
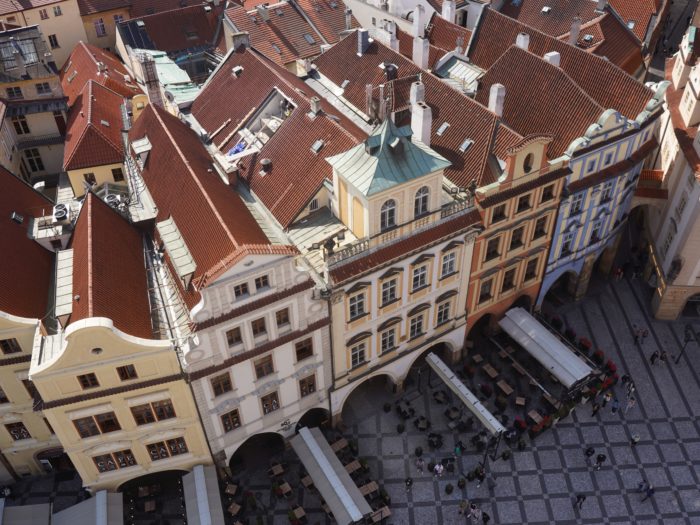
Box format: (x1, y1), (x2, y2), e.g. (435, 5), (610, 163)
(81, 9), (130, 51)
(67, 161), (126, 197)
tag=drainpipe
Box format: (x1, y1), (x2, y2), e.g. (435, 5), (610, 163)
(323, 289), (336, 427)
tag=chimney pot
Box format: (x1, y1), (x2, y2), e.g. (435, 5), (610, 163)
(515, 32), (529, 51)
(256, 4), (269, 21)
(543, 51), (561, 67)
(569, 17), (582, 45)
(357, 28), (370, 56)
(345, 8), (352, 31)
(410, 81), (425, 105)
(488, 83), (505, 118)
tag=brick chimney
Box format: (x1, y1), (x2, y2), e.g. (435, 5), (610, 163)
(411, 82), (432, 146)
(488, 83), (505, 118)
(357, 28), (370, 56)
(569, 17), (582, 45)
(412, 4), (426, 38)
(441, 0), (456, 23)
(515, 32), (529, 51)
(544, 51), (561, 67)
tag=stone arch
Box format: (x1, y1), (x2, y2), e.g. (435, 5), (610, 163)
(118, 469), (188, 493)
(510, 294), (532, 311)
(228, 432), (285, 474)
(296, 407), (330, 433)
(537, 268), (580, 308)
(466, 313), (493, 342)
(35, 447), (73, 473)
(336, 372), (398, 422)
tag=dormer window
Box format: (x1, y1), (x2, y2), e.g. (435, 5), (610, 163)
(414, 186), (429, 218)
(380, 200), (396, 231)
(523, 153), (534, 173)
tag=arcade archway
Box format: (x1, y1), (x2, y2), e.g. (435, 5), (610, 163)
(229, 432), (285, 474)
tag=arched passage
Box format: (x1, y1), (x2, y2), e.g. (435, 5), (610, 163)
(511, 294), (532, 311)
(119, 470), (188, 521)
(340, 374), (395, 425)
(682, 293), (700, 317)
(542, 270), (579, 306)
(296, 407), (330, 433)
(403, 341), (453, 392)
(35, 447), (73, 473)
(466, 313), (493, 343)
(229, 432), (285, 474)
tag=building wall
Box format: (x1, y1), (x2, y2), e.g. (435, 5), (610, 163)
(67, 162), (126, 197)
(81, 9), (129, 51)
(30, 322), (211, 491)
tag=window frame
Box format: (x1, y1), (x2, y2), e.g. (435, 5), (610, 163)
(221, 409), (241, 432)
(509, 227), (524, 251)
(251, 317), (267, 337)
(380, 199), (397, 231)
(275, 308), (290, 328)
(409, 314), (424, 339)
(440, 252), (456, 278)
(533, 216), (547, 240)
(0, 338), (21, 354)
(225, 326), (242, 347)
(524, 257), (539, 281)
(569, 193), (584, 216)
(541, 184), (555, 202)
(233, 282), (249, 299)
(501, 268), (516, 292)
(295, 338), (313, 362)
(211, 372), (233, 397)
(436, 301), (450, 325)
(254, 275), (270, 290)
(348, 292), (366, 320)
(261, 391), (280, 415)
(380, 327), (396, 353)
(516, 194), (531, 214)
(411, 265), (428, 292)
(253, 355), (274, 380)
(478, 279), (493, 304)
(350, 341), (366, 369)
(414, 186), (430, 218)
(485, 237), (500, 261)
(116, 364), (137, 381)
(491, 203), (506, 223)
(299, 374), (316, 397)
(77, 373), (100, 390)
(381, 278), (398, 306)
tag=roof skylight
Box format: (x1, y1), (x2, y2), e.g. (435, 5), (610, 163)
(458, 138), (473, 153)
(303, 33), (316, 45)
(436, 122), (450, 136)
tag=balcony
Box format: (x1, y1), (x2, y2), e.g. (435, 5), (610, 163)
(16, 133), (63, 150)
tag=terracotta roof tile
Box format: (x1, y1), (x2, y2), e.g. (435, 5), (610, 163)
(77, 0), (130, 15)
(330, 208), (481, 284)
(640, 168), (664, 182)
(70, 192), (153, 338)
(119, 3), (223, 54)
(468, 9), (652, 119)
(609, 0), (657, 41)
(60, 42), (142, 106)
(634, 186), (668, 199)
(0, 168), (54, 319)
(426, 13), (472, 52)
(63, 81), (125, 171)
(225, 2), (323, 65)
(293, 0), (358, 44)
(500, 0), (600, 38)
(129, 105), (297, 292)
(193, 47), (365, 227)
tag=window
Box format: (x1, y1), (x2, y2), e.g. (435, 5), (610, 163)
(275, 308), (290, 327)
(130, 404), (155, 425)
(11, 115), (29, 135)
(561, 231), (575, 256)
(523, 153), (534, 173)
(226, 327), (242, 347)
(524, 257), (538, 281)
(24, 149), (44, 172)
(53, 5), (62, 15)
(309, 198), (319, 211)
(485, 237), (500, 261)
(131, 400), (176, 425)
(348, 293), (366, 320)
(5, 86), (22, 99)
(603, 151), (613, 166)
(111, 167), (124, 182)
(492, 204), (506, 223)
(39, 8), (48, 19)
(77, 373), (99, 389)
(94, 412), (121, 433)
(437, 122), (450, 135)
(0, 338), (21, 354)
(221, 409), (241, 432)
(299, 375), (316, 397)
(586, 159), (596, 173)
(381, 328), (396, 353)
(501, 268), (516, 292)
(541, 184), (554, 202)
(74, 412), (120, 437)
(116, 364), (137, 381)
(516, 194), (531, 213)
(436, 302), (450, 325)
(569, 193), (584, 215)
(73, 417), (100, 438)
(147, 437), (188, 460)
(94, 18), (107, 37)
(414, 186), (430, 217)
(590, 222), (602, 244)
(254, 355), (274, 379)
(261, 392), (280, 414)
(381, 278), (398, 305)
(478, 279), (492, 303)
(211, 373), (232, 396)
(5, 422), (30, 441)
(295, 338), (313, 361)
(509, 227), (524, 250)
(0, 387), (8, 404)
(600, 181), (613, 202)
(152, 400), (176, 421)
(83, 172), (96, 185)
(48, 35), (59, 49)
(35, 82), (51, 95)
(93, 450), (135, 472)
(255, 275), (269, 290)
(350, 342), (366, 368)
(113, 14), (124, 23)
(676, 192), (688, 220)
(441, 252), (456, 277)
(412, 265), (428, 291)
(533, 216), (547, 239)
(303, 33), (316, 44)
(409, 315), (424, 339)
(251, 317), (266, 337)
(380, 200), (397, 231)
(233, 283), (249, 298)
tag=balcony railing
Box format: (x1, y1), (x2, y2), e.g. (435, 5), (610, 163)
(16, 133), (63, 150)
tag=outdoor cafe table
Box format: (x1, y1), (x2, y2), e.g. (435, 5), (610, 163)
(225, 483), (238, 496)
(370, 507), (392, 522)
(472, 354), (484, 363)
(344, 460), (361, 474)
(279, 481), (292, 496)
(433, 390), (448, 404)
(528, 410), (543, 424)
(483, 364), (499, 379)
(497, 380), (514, 396)
(293, 506), (306, 519)
(331, 438), (349, 452)
(415, 416), (430, 431)
(228, 502), (241, 516)
(359, 481), (379, 497)
(396, 400), (412, 419)
(301, 475), (314, 488)
(445, 406), (460, 420)
(269, 463), (284, 476)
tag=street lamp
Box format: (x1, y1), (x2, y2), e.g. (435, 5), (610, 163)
(675, 323), (698, 364)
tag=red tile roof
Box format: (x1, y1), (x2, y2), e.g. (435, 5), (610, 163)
(0, 168), (53, 319)
(129, 0), (196, 17)
(640, 168), (664, 182)
(77, 0), (129, 15)
(330, 208), (482, 284)
(609, 0), (657, 41)
(60, 42), (142, 107)
(129, 105), (297, 293)
(193, 47), (365, 227)
(70, 192), (154, 339)
(63, 80), (125, 171)
(426, 13), (472, 52)
(293, 0), (358, 44)
(500, 0), (600, 38)
(468, 9), (652, 119)
(474, 46), (605, 158)
(0, 0), (62, 16)
(225, 2), (322, 65)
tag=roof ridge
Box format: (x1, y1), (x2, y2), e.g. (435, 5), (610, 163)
(86, 193), (94, 318)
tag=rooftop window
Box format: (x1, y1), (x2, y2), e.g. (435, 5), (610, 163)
(458, 138), (473, 153)
(436, 122), (450, 136)
(303, 33), (316, 45)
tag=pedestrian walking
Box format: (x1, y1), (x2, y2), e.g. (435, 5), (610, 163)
(625, 397), (636, 414)
(602, 391), (612, 408)
(636, 479), (649, 493)
(458, 499), (468, 515)
(632, 324), (640, 344)
(591, 402), (601, 417)
(660, 351), (668, 365)
(573, 494), (586, 510)
(650, 350), (660, 365)
(584, 446), (595, 464)
(405, 477), (413, 492)
(621, 374), (630, 384)
(626, 380), (636, 398)
(595, 453), (607, 471)
(433, 462), (444, 477)
(415, 457), (424, 473)
(642, 329), (649, 344)
(475, 466), (486, 488)
(611, 397), (620, 414)
(454, 441), (463, 457)
(641, 485), (655, 502)
(482, 511), (491, 524)
(467, 504), (482, 523)
(630, 434), (641, 447)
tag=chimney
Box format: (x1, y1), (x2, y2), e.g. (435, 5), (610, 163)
(385, 20), (399, 51)
(596, 0), (607, 11)
(488, 83), (505, 118)
(412, 101), (432, 146)
(412, 4), (425, 38)
(357, 28), (370, 56)
(256, 4), (270, 21)
(441, 0), (456, 23)
(345, 8), (352, 30)
(232, 32), (250, 50)
(455, 36), (464, 55)
(543, 51), (561, 67)
(410, 81), (425, 105)
(515, 32), (529, 51)
(310, 96), (321, 115)
(412, 35), (430, 69)
(569, 17), (581, 45)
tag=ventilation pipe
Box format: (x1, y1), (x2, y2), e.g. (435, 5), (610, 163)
(411, 82), (432, 147)
(412, 35), (430, 69)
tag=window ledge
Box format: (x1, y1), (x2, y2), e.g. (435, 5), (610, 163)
(348, 311), (369, 323)
(380, 297), (400, 309)
(411, 284), (430, 294)
(439, 271), (457, 281)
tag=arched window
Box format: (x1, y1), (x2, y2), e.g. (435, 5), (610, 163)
(523, 153), (534, 173)
(380, 200), (396, 231)
(414, 186), (430, 218)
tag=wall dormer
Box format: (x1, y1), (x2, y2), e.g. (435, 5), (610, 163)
(503, 135), (552, 183)
(679, 64), (700, 128)
(672, 26), (698, 90)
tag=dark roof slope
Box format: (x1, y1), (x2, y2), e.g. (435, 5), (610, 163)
(77, 0), (130, 15)
(293, 0), (358, 44)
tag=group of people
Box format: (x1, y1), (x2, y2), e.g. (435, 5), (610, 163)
(458, 500), (490, 524)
